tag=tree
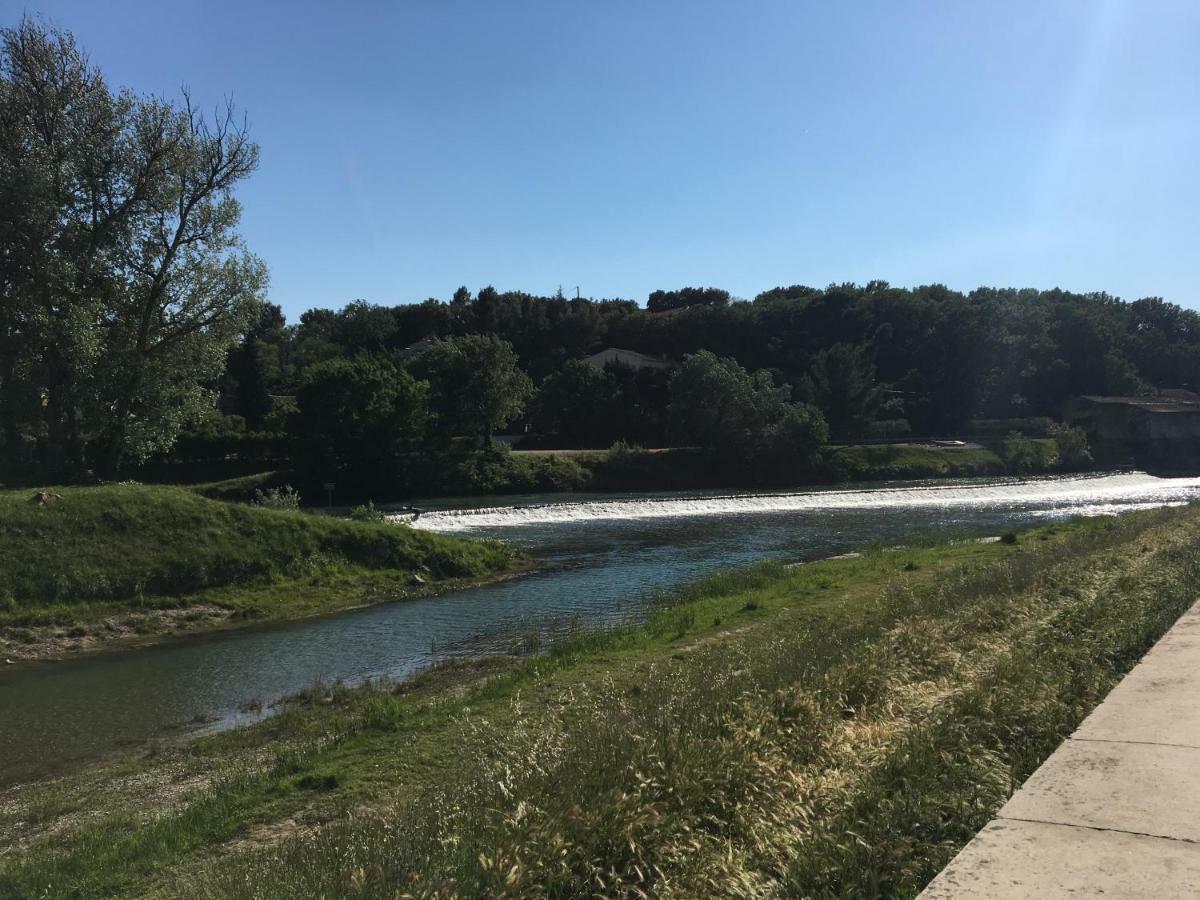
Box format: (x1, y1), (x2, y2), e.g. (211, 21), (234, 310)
(669, 351), (765, 452)
(409, 334), (534, 446)
(0, 18), (265, 475)
(1053, 424), (1092, 469)
(669, 350), (827, 468)
(1002, 432), (1041, 474)
(295, 354), (427, 478)
(800, 343), (889, 438)
(532, 360), (621, 447)
(647, 286), (730, 313)
(98, 92), (265, 471)
(759, 401), (829, 468)
(0, 19), (125, 472)
(222, 303), (286, 428)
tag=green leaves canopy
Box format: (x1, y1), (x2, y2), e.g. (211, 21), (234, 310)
(0, 18), (266, 474)
(410, 334), (534, 445)
(669, 350), (828, 467)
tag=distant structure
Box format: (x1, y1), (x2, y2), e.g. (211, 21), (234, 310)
(397, 337), (435, 360)
(1070, 390), (1200, 467)
(582, 348), (672, 372)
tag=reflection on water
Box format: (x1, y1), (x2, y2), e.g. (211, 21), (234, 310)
(2, 472), (1198, 783)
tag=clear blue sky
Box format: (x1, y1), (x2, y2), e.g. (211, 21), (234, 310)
(8, 0), (1200, 320)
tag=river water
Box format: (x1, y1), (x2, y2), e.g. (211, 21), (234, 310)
(2, 471), (1199, 784)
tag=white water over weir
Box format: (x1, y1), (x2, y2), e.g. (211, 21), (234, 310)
(400, 472), (1200, 532)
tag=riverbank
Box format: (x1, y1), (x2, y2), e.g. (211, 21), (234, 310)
(3, 503), (1197, 897)
(0, 484), (524, 662)
(187, 440), (1057, 504)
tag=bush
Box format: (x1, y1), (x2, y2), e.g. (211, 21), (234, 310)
(250, 485), (302, 511)
(1053, 424), (1092, 469)
(451, 447), (592, 495)
(1002, 432), (1041, 474)
(349, 501), (387, 523)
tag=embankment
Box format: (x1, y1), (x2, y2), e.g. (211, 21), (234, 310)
(0, 484), (521, 660)
(191, 440), (1057, 504)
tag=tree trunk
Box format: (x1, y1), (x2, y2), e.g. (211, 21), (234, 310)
(0, 348), (20, 451)
(43, 380), (69, 477)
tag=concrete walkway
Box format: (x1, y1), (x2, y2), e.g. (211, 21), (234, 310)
(922, 600), (1200, 898)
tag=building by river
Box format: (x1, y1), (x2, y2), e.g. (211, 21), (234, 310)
(1070, 391), (1200, 468)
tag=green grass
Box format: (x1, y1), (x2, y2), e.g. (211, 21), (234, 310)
(184, 439), (1065, 506)
(4, 505), (1197, 897)
(0, 483), (519, 634)
(828, 442), (1007, 479)
(187, 470), (290, 503)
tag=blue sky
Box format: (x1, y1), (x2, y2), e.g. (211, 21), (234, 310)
(8, 1), (1200, 319)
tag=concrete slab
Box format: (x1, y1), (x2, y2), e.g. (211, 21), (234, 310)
(1163, 604), (1200, 632)
(1074, 644), (1200, 747)
(1000, 738), (1200, 841)
(1151, 629), (1200, 649)
(922, 819), (1200, 899)
(922, 600), (1200, 897)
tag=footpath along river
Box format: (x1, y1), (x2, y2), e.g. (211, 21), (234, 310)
(2, 471), (1198, 784)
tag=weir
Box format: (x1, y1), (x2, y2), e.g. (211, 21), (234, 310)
(405, 472), (1200, 532)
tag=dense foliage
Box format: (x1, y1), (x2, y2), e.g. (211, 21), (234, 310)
(155, 279), (1196, 495)
(0, 19), (265, 478)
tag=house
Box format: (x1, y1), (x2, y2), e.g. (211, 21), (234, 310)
(1069, 392), (1200, 467)
(582, 348), (672, 372)
(396, 337), (435, 360)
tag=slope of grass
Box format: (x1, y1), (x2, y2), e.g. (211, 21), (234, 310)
(3, 505), (1197, 897)
(827, 442), (1007, 479)
(0, 484), (519, 637)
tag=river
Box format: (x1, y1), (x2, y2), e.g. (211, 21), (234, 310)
(2, 471), (1199, 784)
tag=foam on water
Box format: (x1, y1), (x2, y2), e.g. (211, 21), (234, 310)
(401, 472), (1200, 532)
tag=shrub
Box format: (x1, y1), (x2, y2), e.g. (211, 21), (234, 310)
(249, 485), (302, 511)
(1053, 424), (1093, 469)
(1002, 432), (1041, 474)
(349, 501), (387, 523)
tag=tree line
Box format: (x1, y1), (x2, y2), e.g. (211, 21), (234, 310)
(209, 281), (1200, 463)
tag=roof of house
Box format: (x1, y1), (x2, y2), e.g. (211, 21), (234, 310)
(582, 347), (673, 371)
(1079, 395), (1200, 414)
(396, 337), (435, 359)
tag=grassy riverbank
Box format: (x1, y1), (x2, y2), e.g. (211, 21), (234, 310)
(0, 484), (521, 660)
(2, 503), (1198, 897)
(190, 440), (1051, 504)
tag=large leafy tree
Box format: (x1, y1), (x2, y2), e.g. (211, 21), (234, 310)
(532, 360), (621, 447)
(0, 18), (265, 475)
(669, 350), (827, 468)
(295, 354), (427, 479)
(800, 343), (889, 438)
(222, 303), (287, 428)
(410, 334), (534, 446)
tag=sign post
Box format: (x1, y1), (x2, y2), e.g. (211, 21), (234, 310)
(323, 482), (335, 508)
